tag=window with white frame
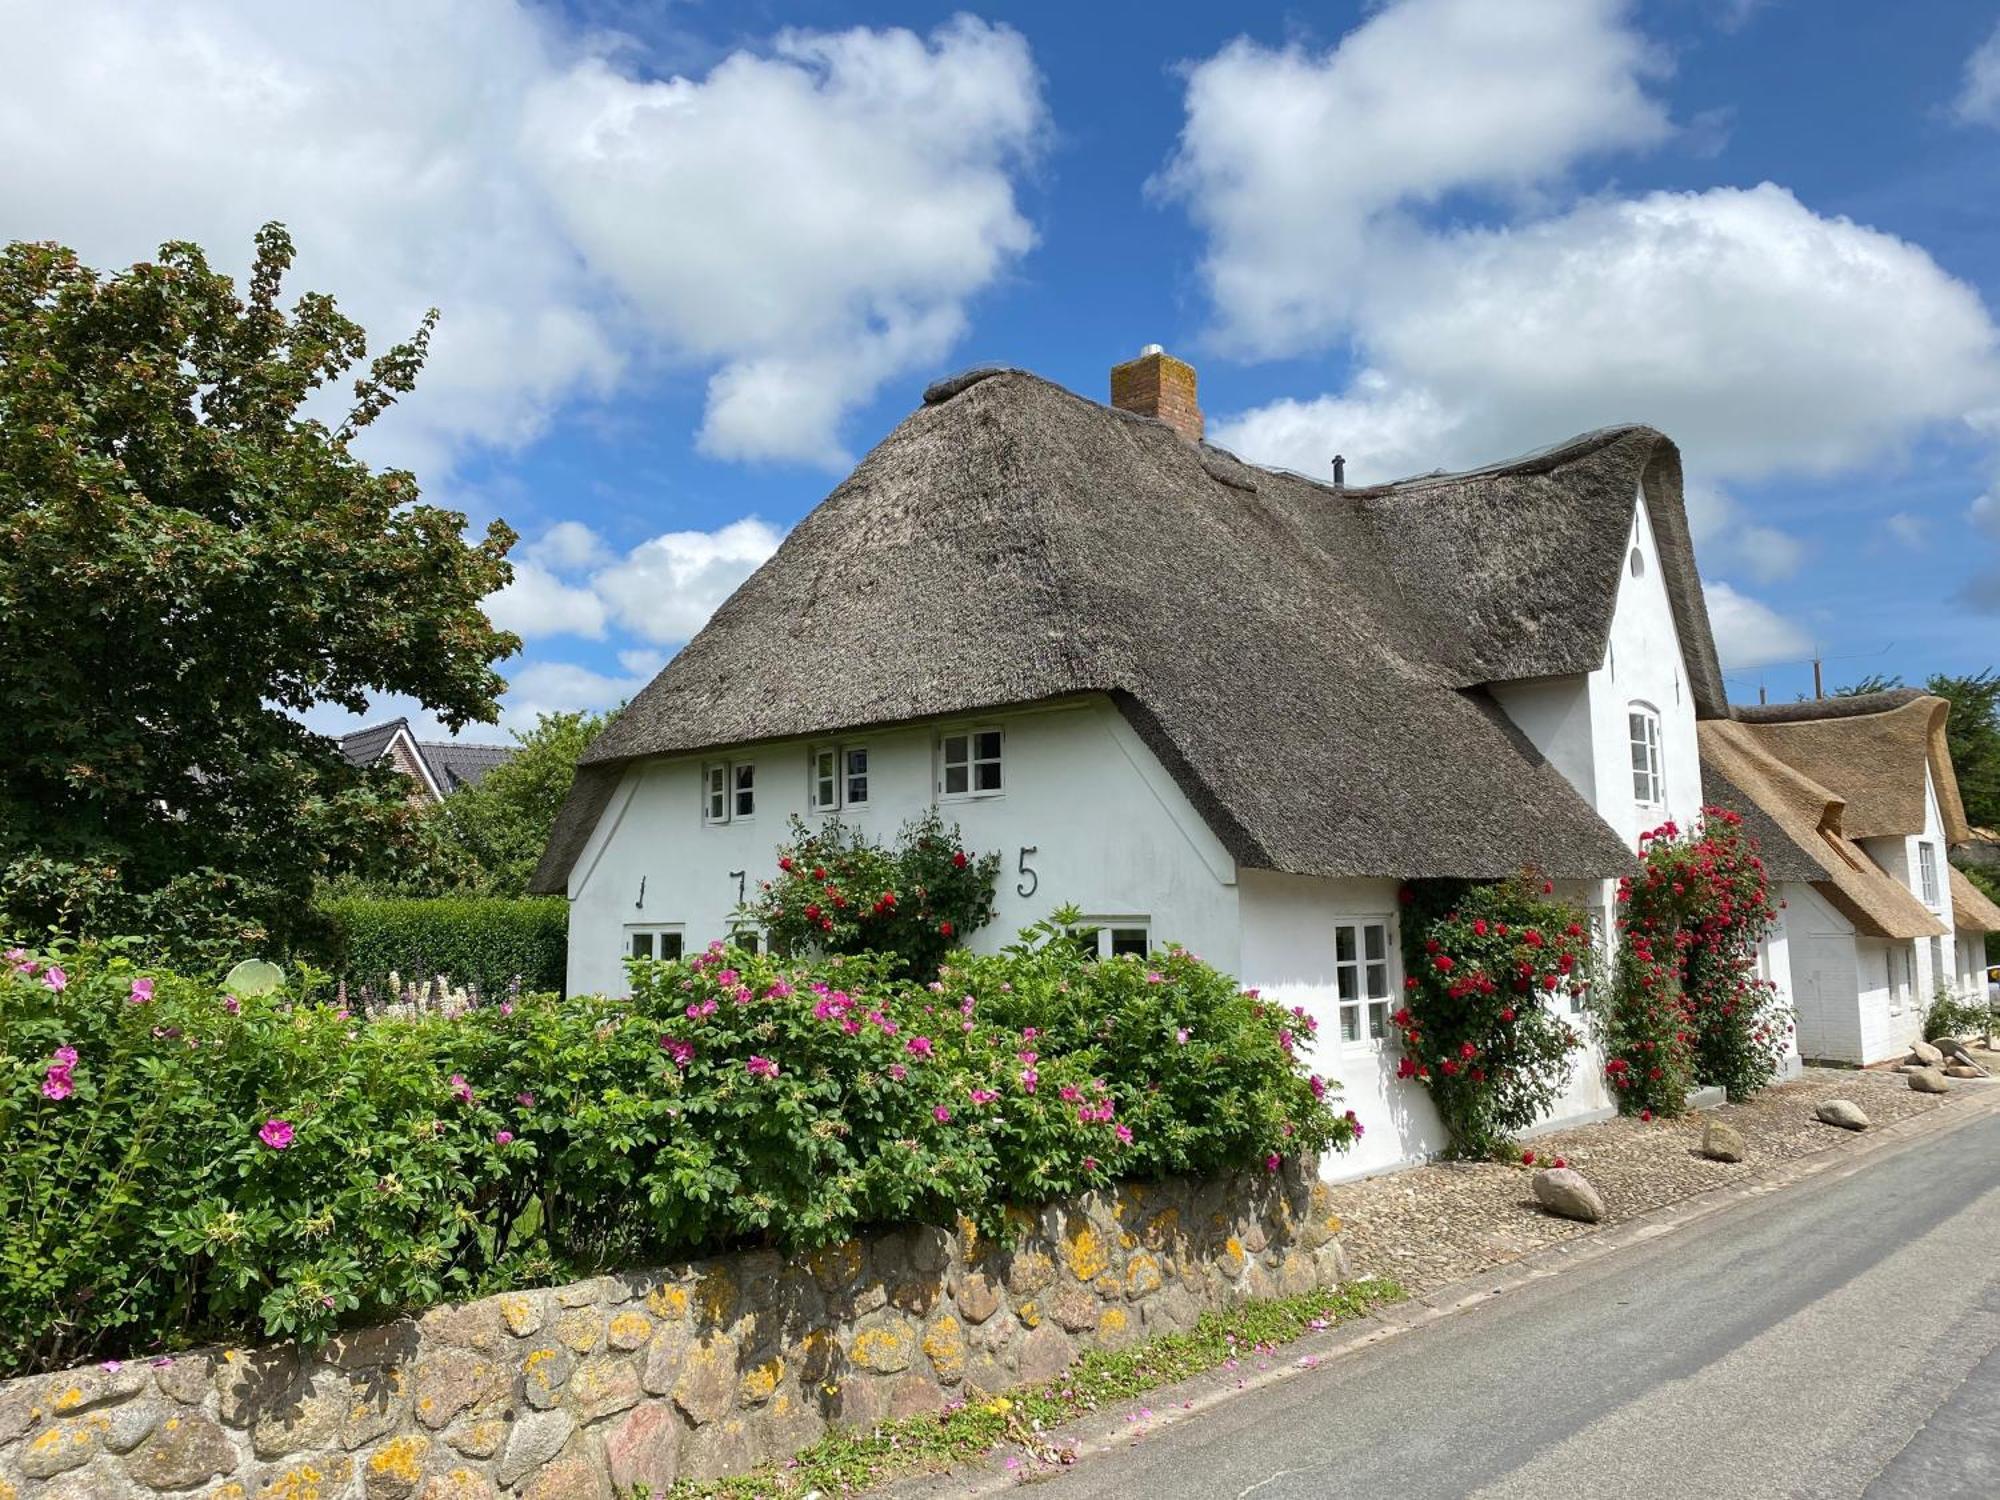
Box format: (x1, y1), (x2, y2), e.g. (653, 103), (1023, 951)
(810, 745), (871, 813)
(703, 763), (730, 824)
(939, 728), (1003, 798)
(733, 762), (756, 819)
(626, 926), (685, 962)
(1628, 705), (1664, 807)
(1070, 919), (1150, 961)
(1918, 842), (1941, 908)
(1335, 920), (1393, 1044)
(1576, 909), (1607, 1015)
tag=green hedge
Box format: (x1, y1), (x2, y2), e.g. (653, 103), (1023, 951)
(322, 896), (567, 995)
(1, 926), (1353, 1373)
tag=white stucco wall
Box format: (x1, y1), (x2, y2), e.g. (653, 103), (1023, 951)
(563, 696), (1240, 998)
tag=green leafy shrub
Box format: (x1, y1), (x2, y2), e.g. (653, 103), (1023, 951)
(742, 811), (1000, 979)
(323, 896), (567, 995)
(1924, 988), (1990, 1043)
(1395, 875), (1591, 1159)
(0, 925), (1347, 1375)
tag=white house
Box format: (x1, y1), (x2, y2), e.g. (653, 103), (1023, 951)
(533, 350), (1739, 1176)
(1700, 693), (2000, 1065)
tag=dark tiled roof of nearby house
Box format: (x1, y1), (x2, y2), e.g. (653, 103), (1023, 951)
(533, 369), (1727, 894)
(1726, 691), (1967, 843)
(419, 741), (513, 793)
(337, 718), (514, 799)
(337, 719), (410, 770)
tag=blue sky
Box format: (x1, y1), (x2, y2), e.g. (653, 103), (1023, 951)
(5, 0), (1999, 735)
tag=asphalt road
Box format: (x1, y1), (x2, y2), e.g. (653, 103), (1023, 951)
(1042, 1109), (2000, 1500)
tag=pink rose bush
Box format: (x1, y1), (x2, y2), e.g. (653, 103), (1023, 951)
(2, 919), (1348, 1377)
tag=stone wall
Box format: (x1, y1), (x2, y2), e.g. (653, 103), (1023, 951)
(1, 1167), (1346, 1500)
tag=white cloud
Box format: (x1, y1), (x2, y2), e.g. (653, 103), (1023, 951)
(519, 16), (1045, 466)
(594, 518), (784, 643)
(0, 5), (1045, 476)
(498, 659), (657, 730)
(1885, 512), (1928, 549)
(1154, 0), (1671, 359)
(1704, 582), (1811, 669)
(485, 560), (609, 641)
(527, 520), (615, 573)
(1956, 21), (2000, 125)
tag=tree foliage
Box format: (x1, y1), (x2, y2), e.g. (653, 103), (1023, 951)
(0, 225), (518, 960)
(424, 711), (608, 896)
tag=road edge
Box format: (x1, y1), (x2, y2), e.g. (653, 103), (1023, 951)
(877, 1083), (2000, 1497)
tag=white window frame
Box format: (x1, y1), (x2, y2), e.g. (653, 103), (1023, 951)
(702, 762), (731, 824)
(1334, 918), (1395, 1046)
(1070, 918), (1151, 961)
(938, 727), (1004, 800)
(626, 925), (686, 962)
(1628, 703), (1664, 808)
(1918, 841), (1941, 908)
(809, 744), (872, 813)
(731, 761), (756, 820)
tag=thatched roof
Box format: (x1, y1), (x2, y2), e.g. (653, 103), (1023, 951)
(1698, 719), (1947, 941)
(533, 370), (1726, 894)
(1730, 691), (1968, 842)
(1698, 756), (1826, 883)
(1950, 864), (2000, 934)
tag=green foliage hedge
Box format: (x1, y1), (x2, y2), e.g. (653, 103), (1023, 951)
(0, 923), (1352, 1375)
(323, 896), (567, 995)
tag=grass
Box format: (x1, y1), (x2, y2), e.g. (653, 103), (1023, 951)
(657, 1277), (1405, 1498)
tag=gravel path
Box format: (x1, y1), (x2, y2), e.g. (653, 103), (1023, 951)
(1325, 1067), (1989, 1296)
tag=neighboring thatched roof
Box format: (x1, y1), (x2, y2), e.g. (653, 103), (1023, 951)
(1950, 864), (2000, 934)
(534, 370), (1725, 894)
(1698, 719), (1946, 941)
(1698, 756), (1826, 883)
(1730, 691), (1968, 842)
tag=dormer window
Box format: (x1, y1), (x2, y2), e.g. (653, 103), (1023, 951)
(1628, 705), (1664, 807)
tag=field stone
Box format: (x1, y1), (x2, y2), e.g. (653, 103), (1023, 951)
(1909, 1039), (1945, 1066)
(127, 1412), (239, 1489)
(1908, 1068), (1950, 1095)
(603, 1402), (680, 1494)
(1816, 1098), (1870, 1130)
(496, 1409), (575, 1487)
(1946, 1063), (1984, 1079)
(1700, 1120), (1747, 1163)
(1531, 1168), (1606, 1224)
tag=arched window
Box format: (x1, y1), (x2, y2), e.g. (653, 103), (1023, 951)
(1628, 703), (1664, 807)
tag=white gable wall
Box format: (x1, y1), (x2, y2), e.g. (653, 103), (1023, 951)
(563, 697), (1241, 998)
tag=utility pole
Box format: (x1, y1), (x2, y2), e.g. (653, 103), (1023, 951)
(1812, 653), (1823, 700)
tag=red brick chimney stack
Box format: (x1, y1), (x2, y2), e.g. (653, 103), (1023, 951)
(1110, 344), (1202, 444)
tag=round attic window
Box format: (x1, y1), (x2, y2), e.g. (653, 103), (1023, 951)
(1629, 547), (1645, 577)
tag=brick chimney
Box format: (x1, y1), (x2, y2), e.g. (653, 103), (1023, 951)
(1110, 344), (1202, 444)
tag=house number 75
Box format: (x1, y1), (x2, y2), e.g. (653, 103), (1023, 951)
(1016, 846), (1038, 900)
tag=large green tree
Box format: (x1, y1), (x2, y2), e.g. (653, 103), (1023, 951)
(0, 225), (518, 960)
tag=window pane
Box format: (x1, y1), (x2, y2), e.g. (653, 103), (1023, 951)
(630, 932), (654, 959)
(1072, 927), (1100, 961)
(1339, 1005), (1359, 1043)
(1335, 926), (1356, 963)
(1366, 962), (1389, 999)
(734, 763), (755, 816)
(973, 760), (1002, 792)
(662, 933), (684, 961)
(943, 734), (968, 766)
(1110, 928), (1148, 958)
(1336, 965), (1358, 1001)
(944, 764), (969, 795)
(975, 730), (1002, 760)
(1363, 924), (1385, 962)
(845, 748), (869, 804)
(1368, 1001), (1387, 1040)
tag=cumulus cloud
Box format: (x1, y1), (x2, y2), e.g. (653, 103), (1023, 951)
(1703, 582), (1811, 669)
(520, 16), (1044, 466)
(593, 518), (785, 643)
(1154, 0), (1671, 359)
(1956, 21), (2000, 125)
(497, 656), (664, 731)
(0, 4), (1046, 475)
(485, 561), (609, 641)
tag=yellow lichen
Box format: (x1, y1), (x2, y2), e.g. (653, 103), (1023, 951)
(498, 1294), (540, 1335)
(646, 1283), (690, 1320)
(922, 1316), (966, 1379)
(738, 1357), (784, 1404)
(53, 1387), (84, 1413)
(368, 1436), (429, 1485)
(1062, 1224), (1109, 1282)
(258, 1458), (353, 1500)
(1099, 1307), (1128, 1333)
(608, 1310), (652, 1347)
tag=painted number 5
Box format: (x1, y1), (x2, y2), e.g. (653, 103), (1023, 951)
(1016, 846), (1038, 900)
